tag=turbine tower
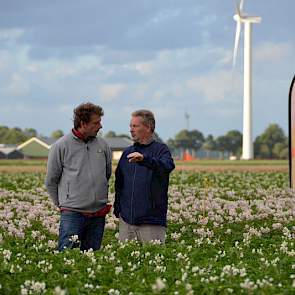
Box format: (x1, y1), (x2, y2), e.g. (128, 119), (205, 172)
(233, 0), (261, 160)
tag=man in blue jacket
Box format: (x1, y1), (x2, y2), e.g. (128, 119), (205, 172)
(114, 110), (175, 243)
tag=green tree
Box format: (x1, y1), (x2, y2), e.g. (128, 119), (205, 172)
(0, 126), (9, 142)
(273, 142), (288, 159)
(104, 131), (117, 138)
(104, 131), (131, 140)
(225, 130), (242, 156)
(215, 130), (242, 157)
(51, 130), (64, 139)
(174, 129), (205, 150)
(216, 135), (230, 158)
(24, 128), (37, 138)
(279, 147), (288, 159)
(254, 124), (287, 159)
(203, 134), (217, 157)
(2, 127), (28, 144)
(256, 144), (271, 159)
(167, 138), (176, 154)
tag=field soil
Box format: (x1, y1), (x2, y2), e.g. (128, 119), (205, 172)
(0, 166), (47, 173)
(175, 164), (288, 172)
(0, 159), (288, 173)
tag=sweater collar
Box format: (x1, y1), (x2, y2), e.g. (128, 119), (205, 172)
(72, 129), (94, 143)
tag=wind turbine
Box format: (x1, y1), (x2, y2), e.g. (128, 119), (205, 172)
(233, 0), (261, 160)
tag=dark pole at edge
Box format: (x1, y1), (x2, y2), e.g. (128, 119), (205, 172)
(288, 75), (295, 188)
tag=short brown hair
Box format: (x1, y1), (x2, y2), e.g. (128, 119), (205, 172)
(132, 109), (155, 132)
(73, 102), (104, 129)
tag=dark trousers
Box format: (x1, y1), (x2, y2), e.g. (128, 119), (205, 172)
(58, 211), (105, 252)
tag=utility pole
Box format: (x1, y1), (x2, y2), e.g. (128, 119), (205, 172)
(184, 111), (190, 130)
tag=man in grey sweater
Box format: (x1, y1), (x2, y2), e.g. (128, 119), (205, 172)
(45, 102), (112, 251)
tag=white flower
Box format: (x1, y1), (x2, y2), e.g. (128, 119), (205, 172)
(3, 249), (12, 261)
(108, 289), (120, 295)
(240, 278), (257, 290)
(150, 239), (161, 245)
(69, 235), (79, 242)
(115, 266), (123, 275)
(152, 278), (166, 293)
(54, 286), (66, 295)
(84, 283), (94, 289)
(47, 240), (57, 249)
(20, 280), (46, 294)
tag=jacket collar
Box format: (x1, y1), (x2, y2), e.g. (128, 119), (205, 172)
(134, 138), (155, 147)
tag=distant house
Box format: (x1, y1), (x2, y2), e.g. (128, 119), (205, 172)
(0, 150), (5, 159)
(105, 137), (132, 160)
(17, 137), (56, 159)
(17, 136), (132, 160)
(0, 144), (24, 159)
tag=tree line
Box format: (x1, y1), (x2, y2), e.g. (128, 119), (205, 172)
(0, 126), (64, 144)
(0, 123), (288, 159)
(167, 123), (288, 159)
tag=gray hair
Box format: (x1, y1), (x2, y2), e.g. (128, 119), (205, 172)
(132, 109), (155, 132)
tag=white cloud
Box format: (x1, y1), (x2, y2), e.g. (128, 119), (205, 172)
(152, 105), (178, 119)
(133, 84), (150, 100)
(0, 28), (24, 42)
(97, 83), (126, 102)
(58, 104), (74, 113)
(25, 64), (39, 73)
(150, 9), (180, 24)
(0, 50), (11, 71)
(187, 70), (241, 102)
(254, 42), (292, 63)
(52, 65), (77, 77)
(7, 73), (30, 96)
(135, 62), (153, 75)
(198, 14), (218, 27)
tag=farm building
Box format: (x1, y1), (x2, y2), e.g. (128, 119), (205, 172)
(0, 144), (24, 159)
(16, 136), (132, 160)
(105, 137), (132, 160)
(17, 137), (56, 159)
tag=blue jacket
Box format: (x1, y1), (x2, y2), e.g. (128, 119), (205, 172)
(114, 140), (175, 227)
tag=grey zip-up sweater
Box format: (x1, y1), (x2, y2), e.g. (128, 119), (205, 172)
(45, 133), (112, 212)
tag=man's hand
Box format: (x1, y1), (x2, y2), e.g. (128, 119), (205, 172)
(127, 152), (144, 163)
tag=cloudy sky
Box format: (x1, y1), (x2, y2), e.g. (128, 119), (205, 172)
(0, 0), (294, 140)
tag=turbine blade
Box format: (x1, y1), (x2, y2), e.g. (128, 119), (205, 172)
(236, 2), (241, 18)
(233, 21), (241, 67)
(239, 0), (244, 12)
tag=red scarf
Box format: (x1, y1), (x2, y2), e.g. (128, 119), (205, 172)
(72, 128), (86, 141)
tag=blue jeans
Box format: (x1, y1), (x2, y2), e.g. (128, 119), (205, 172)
(58, 211), (105, 252)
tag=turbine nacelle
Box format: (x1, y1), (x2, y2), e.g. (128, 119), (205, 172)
(233, 14), (262, 24)
(232, 0), (261, 67)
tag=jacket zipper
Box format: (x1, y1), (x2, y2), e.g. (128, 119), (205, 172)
(131, 164), (137, 223)
(86, 144), (96, 203)
(66, 182), (70, 199)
